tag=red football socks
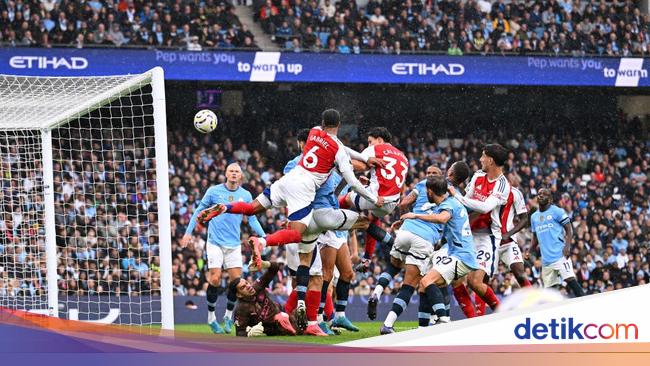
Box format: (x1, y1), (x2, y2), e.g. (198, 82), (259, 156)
(306, 290), (321, 321)
(364, 218), (380, 259)
(226, 202), (256, 215)
(324, 292), (334, 320)
(452, 284), (476, 318)
(285, 290), (297, 314)
(474, 292), (486, 316)
(481, 286), (500, 310)
(265, 229), (302, 247)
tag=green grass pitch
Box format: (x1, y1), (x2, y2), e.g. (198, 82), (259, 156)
(175, 321), (419, 345)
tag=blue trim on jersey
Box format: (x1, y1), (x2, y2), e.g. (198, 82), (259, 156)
(263, 187), (271, 199)
(288, 204), (313, 221)
(354, 194), (362, 211)
(310, 247), (318, 266)
(489, 235), (497, 276)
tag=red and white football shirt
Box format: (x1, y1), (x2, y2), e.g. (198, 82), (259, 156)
(361, 142), (408, 200)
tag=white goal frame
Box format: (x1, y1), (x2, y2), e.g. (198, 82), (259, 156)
(1, 67), (174, 330)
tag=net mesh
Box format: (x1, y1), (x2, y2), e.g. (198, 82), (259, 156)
(0, 130), (46, 311)
(0, 74), (163, 326)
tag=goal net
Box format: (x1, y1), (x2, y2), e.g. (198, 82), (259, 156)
(0, 68), (174, 329)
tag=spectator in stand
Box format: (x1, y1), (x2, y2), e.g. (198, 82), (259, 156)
(251, 0), (649, 55)
(0, 0), (256, 50)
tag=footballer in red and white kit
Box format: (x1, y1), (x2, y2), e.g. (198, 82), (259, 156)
(199, 109), (380, 247)
(343, 127), (408, 217)
(454, 167), (510, 277)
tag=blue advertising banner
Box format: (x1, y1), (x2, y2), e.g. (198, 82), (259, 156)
(0, 48), (647, 87)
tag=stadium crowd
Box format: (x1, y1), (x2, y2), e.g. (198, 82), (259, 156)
(0, 0), (258, 50)
(260, 0), (650, 56)
(1, 114), (649, 309)
(1, 0), (648, 56)
(0, 129), (164, 302)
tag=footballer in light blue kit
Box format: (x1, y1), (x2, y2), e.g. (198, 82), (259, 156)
(529, 188), (584, 297)
(405, 175), (479, 324)
(181, 163), (266, 334)
(371, 168), (445, 334)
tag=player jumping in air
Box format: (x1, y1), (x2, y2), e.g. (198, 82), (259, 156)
(280, 128), (370, 335)
(527, 188), (584, 297)
(339, 127), (409, 260)
(197, 109), (382, 331)
(180, 163), (266, 334)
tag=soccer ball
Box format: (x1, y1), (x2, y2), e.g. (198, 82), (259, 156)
(193, 109), (218, 133)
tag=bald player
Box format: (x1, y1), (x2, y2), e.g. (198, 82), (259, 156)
(181, 163), (266, 334)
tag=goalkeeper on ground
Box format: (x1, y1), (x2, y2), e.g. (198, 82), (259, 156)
(229, 262), (298, 337)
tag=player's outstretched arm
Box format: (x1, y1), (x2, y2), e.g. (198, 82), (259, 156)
(345, 146), (367, 163)
(453, 194), (500, 214)
(401, 210), (451, 224)
(337, 146), (379, 205)
(254, 262), (281, 291)
(248, 214), (266, 238)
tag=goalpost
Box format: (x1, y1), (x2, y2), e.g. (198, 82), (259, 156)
(0, 67), (174, 330)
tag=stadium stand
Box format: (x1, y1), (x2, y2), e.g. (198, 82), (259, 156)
(255, 0), (649, 55)
(0, 0), (647, 55)
(0, 0), (258, 50)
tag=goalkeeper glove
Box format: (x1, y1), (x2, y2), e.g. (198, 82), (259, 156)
(246, 322), (265, 337)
